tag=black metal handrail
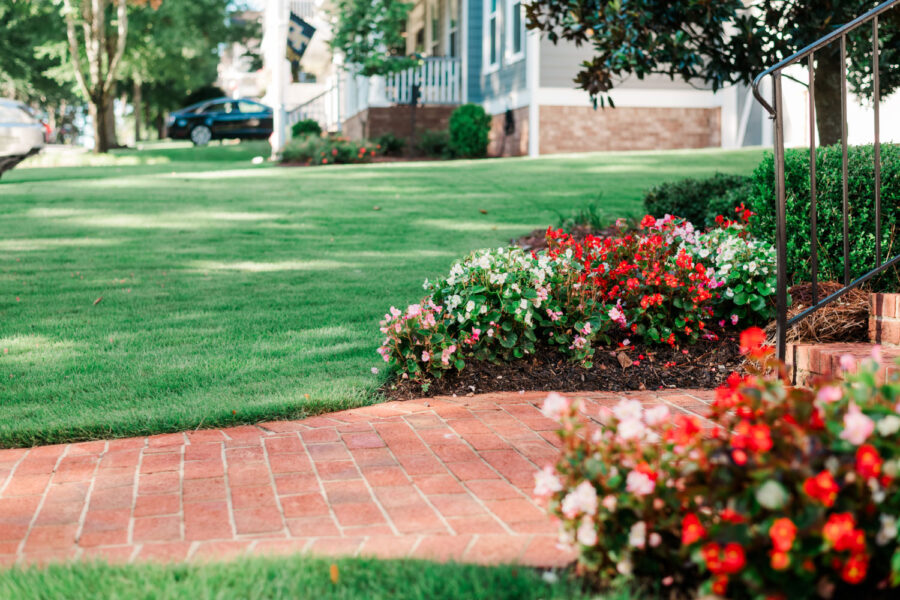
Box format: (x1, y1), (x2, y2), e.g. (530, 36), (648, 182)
(752, 0), (900, 360)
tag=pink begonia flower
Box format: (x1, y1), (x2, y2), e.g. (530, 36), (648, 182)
(649, 532), (662, 548)
(617, 419), (646, 441)
(421, 351), (430, 363)
(816, 385), (843, 404)
(628, 521), (647, 548)
(576, 517), (598, 546)
(608, 306), (626, 327)
(406, 304), (422, 318)
(841, 402), (875, 445)
(581, 322), (592, 335)
(541, 392), (571, 421)
(440, 345), (457, 365)
(533, 466), (563, 498)
(644, 405), (670, 426)
(370, 367), (379, 374)
(569, 335), (587, 350)
(625, 470), (656, 496)
(872, 345), (883, 364)
(601, 495), (617, 512)
(622, 338), (631, 346)
(613, 399), (643, 423)
(731, 314), (739, 325)
(561, 480), (598, 518)
(840, 353), (857, 371)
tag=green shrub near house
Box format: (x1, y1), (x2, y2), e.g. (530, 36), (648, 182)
(281, 135), (377, 165)
(374, 132), (406, 156)
(291, 118), (322, 138)
(448, 103), (491, 158)
(417, 129), (451, 158)
(746, 144), (900, 289)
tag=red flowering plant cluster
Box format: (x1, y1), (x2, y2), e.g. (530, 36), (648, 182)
(281, 135), (378, 165)
(546, 214), (718, 346)
(538, 329), (900, 599)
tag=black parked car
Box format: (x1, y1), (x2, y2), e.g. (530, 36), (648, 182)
(167, 98), (273, 146)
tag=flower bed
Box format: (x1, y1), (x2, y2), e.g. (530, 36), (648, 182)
(378, 210), (776, 393)
(537, 331), (900, 599)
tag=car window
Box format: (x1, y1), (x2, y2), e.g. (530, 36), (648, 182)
(0, 105), (33, 124)
(202, 102), (232, 114)
(236, 101), (265, 114)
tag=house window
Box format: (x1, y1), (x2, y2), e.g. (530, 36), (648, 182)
(506, 0), (524, 61)
(447, 0), (459, 57)
(484, 0), (499, 71)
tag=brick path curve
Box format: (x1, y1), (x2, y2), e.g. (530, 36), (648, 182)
(0, 390), (713, 568)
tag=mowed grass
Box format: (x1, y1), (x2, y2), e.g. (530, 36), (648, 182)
(0, 142), (764, 447)
(0, 556), (605, 600)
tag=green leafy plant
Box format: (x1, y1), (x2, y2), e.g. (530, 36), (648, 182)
(448, 104), (491, 159)
(554, 199), (621, 232)
(329, 0), (416, 76)
(291, 118), (322, 138)
(281, 135), (377, 165)
(374, 132), (405, 156)
(417, 129), (450, 158)
(747, 144), (900, 290)
(539, 330), (900, 599)
(642, 173), (749, 229)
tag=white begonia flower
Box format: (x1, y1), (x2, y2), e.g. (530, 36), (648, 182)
(612, 399), (643, 423)
(560, 480), (598, 518)
(877, 514), (898, 546)
(628, 521), (647, 549)
(877, 415), (900, 437)
(577, 517), (598, 546)
(465, 300), (475, 313)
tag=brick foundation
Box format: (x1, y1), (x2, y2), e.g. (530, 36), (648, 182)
(488, 107), (530, 157)
(537, 105), (721, 154)
(342, 105), (457, 145)
(870, 293), (900, 346)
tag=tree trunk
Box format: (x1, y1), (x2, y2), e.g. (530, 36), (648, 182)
(92, 93), (110, 153)
(814, 44), (844, 147)
(156, 112), (165, 140)
(103, 95), (118, 150)
(133, 80), (142, 143)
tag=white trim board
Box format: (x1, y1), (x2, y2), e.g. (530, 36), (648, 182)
(536, 87), (725, 109)
(482, 89), (531, 115)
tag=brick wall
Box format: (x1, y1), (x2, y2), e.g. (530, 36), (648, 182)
(341, 106), (457, 143)
(488, 107), (529, 157)
(538, 105), (721, 154)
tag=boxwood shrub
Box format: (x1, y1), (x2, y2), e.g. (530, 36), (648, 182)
(642, 173), (749, 229)
(746, 144), (899, 289)
(290, 118), (322, 138)
(448, 104), (491, 158)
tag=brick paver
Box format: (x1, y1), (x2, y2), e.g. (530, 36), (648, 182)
(0, 390), (714, 568)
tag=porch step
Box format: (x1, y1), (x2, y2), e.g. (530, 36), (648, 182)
(870, 293), (900, 346)
(788, 342), (900, 385)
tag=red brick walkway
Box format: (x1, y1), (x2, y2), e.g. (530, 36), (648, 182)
(0, 390), (714, 568)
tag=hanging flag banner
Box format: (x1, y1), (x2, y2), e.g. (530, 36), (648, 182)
(286, 13), (315, 62)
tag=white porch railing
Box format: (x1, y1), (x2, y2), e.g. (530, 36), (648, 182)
(288, 57), (462, 134)
(385, 57), (462, 105)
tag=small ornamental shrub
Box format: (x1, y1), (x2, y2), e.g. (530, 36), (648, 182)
(373, 132), (405, 156)
(291, 118), (323, 138)
(281, 135), (377, 165)
(642, 173), (749, 230)
(538, 330), (900, 599)
(377, 215), (753, 381)
(685, 205), (778, 326)
(448, 103), (491, 158)
(747, 144), (900, 290)
(417, 129), (451, 158)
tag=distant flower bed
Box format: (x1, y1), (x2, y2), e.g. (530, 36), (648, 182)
(377, 210), (776, 383)
(537, 332), (900, 599)
(281, 135), (379, 165)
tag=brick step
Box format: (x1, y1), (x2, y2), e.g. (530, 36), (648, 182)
(788, 342), (900, 385)
(870, 293), (900, 346)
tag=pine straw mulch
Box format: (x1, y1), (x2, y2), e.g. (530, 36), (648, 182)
(384, 332), (743, 400)
(764, 281), (870, 343)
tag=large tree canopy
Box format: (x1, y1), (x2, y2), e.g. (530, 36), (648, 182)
(330, 0), (415, 76)
(525, 0), (900, 145)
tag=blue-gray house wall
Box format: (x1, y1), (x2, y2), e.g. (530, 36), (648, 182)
(465, 0), (527, 109)
(465, 0), (483, 104)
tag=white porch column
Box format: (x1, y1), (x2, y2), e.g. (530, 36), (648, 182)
(269, 0), (288, 159)
(526, 30), (540, 158)
(460, 0), (469, 102)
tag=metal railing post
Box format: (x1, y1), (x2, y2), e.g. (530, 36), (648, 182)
(773, 72), (788, 360)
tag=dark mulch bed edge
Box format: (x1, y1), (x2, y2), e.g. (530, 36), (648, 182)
(384, 333), (743, 400)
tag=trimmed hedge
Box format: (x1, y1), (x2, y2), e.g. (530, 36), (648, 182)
(291, 118), (322, 138)
(642, 173), (749, 229)
(746, 144), (900, 289)
(448, 104), (490, 158)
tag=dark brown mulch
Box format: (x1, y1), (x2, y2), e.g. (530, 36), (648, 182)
(384, 333), (743, 400)
(512, 224), (617, 252)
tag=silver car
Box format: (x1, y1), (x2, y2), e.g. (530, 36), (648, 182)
(0, 99), (44, 179)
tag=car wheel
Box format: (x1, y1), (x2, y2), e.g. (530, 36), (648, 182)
(190, 125), (212, 146)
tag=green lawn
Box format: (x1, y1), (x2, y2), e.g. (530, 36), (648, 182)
(0, 556), (605, 600)
(0, 142), (764, 447)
